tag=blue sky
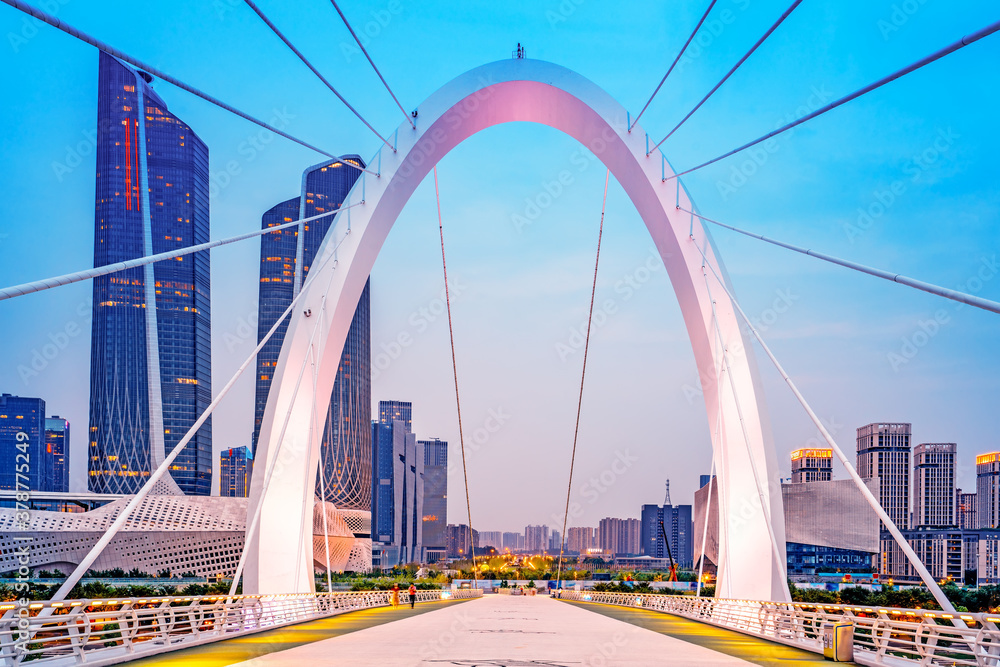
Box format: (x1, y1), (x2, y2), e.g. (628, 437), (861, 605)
(0, 0), (997, 533)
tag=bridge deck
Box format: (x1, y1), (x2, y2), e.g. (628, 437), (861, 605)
(216, 594), (832, 666)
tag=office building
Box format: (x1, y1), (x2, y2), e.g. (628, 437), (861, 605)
(0, 394), (47, 492)
(502, 531), (524, 551)
(957, 489), (977, 530)
(977, 453), (1000, 529)
(599, 517), (642, 556)
(549, 530), (561, 551)
(641, 504), (694, 567)
(89, 52), (211, 496)
(370, 419), (422, 567)
(856, 423), (911, 533)
(913, 443), (956, 528)
(790, 448), (832, 483)
(44, 417), (70, 493)
(567, 527), (597, 554)
(252, 157), (370, 511)
(421, 438), (448, 562)
(378, 401), (412, 433)
(525, 525), (550, 552)
(219, 447), (253, 498)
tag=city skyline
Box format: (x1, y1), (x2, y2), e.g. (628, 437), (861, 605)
(0, 0), (997, 532)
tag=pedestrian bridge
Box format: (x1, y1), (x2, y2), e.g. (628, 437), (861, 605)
(5, 588), (999, 666)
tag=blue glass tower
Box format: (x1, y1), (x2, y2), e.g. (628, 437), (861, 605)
(220, 446), (254, 497)
(88, 52), (212, 495)
(253, 158), (370, 510)
(44, 416), (70, 493)
(0, 394), (47, 492)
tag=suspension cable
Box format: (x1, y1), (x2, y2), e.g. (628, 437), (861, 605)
(649, 0), (804, 152)
(0, 201), (365, 302)
(682, 208), (1000, 315)
(630, 0), (719, 132)
(555, 169), (611, 593)
(662, 18), (1000, 176)
(0, 0), (354, 162)
(329, 0), (414, 129)
(241, 0), (394, 150)
(313, 358), (335, 595)
(433, 167), (478, 583)
(693, 239), (960, 615)
(51, 225), (351, 602)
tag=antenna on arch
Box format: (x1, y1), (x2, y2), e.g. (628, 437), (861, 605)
(664, 479), (672, 507)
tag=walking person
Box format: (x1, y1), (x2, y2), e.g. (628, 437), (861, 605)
(408, 583), (417, 609)
(391, 583), (400, 609)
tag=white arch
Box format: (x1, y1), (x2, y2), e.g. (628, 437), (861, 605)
(246, 59), (789, 601)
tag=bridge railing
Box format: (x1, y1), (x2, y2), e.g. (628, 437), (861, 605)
(0, 588), (482, 666)
(561, 590), (1000, 666)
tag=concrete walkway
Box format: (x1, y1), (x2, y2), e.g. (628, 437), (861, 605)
(232, 594), (759, 666)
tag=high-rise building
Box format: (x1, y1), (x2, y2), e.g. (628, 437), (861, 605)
(640, 504), (694, 567)
(446, 524), (478, 558)
(549, 530), (561, 551)
(957, 489), (977, 530)
(598, 517), (641, 556)
(89, 52), (211, 496)
(699, 474), (715, 489)
(856, 423), (911, 530)
(913, 443), (957, 528)
(0, 394), (47, 491)
(479, 531), (503, 550)
(378, 401), (412, 433)
(567, 527), (597, 553)
(977, 453), (1000, 529)
(219, 447), (253, 498)
(502, 531), (524, 551)
(524, 525), (549, 552)
(44, 416), (70, 493)
(370, 419), (422, 566)
(420, 438), (448, 562)
(790, 448), (832, 483)
(252, 157), (370, 511)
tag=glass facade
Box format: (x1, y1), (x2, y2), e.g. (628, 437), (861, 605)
(220, 446), (253, 497)
(253, 158), (370, 511)
(371, 421), (395, 542)
(0, 394), (47, 491)
(44, 417), (70, 493)
(420, 438), (448, 555)
(378, 400), (412, 433)
(640, 504), (694, 567)
(786, 541), (873, 576)
(89, 52), (212, 495)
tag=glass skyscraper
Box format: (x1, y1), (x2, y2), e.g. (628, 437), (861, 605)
(220, 446), (254, 497)
(253, 157), (370, 510)
(0, 394), (47, 492)
(420, 438), (448, 561)
(378, 400), (412, 433)
(89, 52), (212, 496)
(44, 416), (70, 493)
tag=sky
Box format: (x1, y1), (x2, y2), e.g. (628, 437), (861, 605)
(0, 0), (997, 535)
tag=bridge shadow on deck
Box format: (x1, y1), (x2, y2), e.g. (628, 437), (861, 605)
(560, 599), (844, 666)
(125, 599), (471, 667)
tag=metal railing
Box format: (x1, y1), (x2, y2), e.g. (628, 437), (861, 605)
(0, 588), (482, 666)
(561, 591), (1000, 666)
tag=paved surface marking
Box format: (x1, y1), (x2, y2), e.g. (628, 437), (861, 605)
(561, 599), (835, 666)
(125, 600), (468, 667)
(232, 594), (758, 666)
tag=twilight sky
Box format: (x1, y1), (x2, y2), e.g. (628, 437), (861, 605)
(0, 0), (997, 534)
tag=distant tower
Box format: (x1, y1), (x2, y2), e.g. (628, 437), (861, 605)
(790, 448), (833, 483)
(663, 480), (672, 507)
(913, 443), (956, 528)
(977, 452), (1000, 529)
(857, 423), (911, 530)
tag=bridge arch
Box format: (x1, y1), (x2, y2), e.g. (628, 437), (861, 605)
(247, 58), (789, 602)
